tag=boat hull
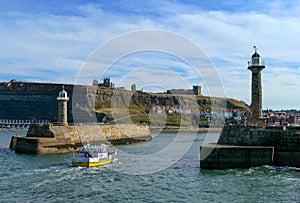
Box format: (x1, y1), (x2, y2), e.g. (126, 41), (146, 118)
(72, 158), (113, 167)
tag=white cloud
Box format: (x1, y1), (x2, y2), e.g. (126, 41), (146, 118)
(1, 1), (300, 109)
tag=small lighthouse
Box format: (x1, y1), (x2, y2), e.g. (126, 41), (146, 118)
(248, 46), (265, 122)
(57, 85), (69, 126)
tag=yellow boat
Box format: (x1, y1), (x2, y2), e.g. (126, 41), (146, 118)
(72, 144), (116, 167)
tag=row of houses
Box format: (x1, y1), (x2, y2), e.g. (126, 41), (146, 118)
(264, 110), (300, 126)
(149, 106), (191, 114)
(149, 106), (251, 120)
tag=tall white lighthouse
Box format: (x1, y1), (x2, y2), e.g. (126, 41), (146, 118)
(57, 86), (69, 126)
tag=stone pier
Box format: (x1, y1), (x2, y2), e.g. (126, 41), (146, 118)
(10, 123), (151, 154)
(200, 126), (300, 169)
(200, 144), (274, 169)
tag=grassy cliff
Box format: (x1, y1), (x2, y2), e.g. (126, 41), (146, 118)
(0, 81), (249, 126)
(93, 88), (250, 126)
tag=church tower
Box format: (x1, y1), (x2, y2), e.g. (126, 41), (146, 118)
(57, 86), (69, 126)
(248, 46), (265, 121)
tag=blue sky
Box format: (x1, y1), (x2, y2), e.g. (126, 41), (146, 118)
(1, 0), (300, 109)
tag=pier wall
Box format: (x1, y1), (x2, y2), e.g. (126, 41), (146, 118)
(200, 144), (274, 169)
(217, 126), (300, 153)
(200, 126), (300, 169)
(10, 123), (151, 154)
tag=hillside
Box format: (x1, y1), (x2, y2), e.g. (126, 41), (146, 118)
(92, 88), (250, 126)
(0, 81), (250, 126)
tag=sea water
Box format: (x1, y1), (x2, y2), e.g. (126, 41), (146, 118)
(0, 129), (299, 202)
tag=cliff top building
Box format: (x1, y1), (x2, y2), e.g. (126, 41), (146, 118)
(92, 79), (98, 86)
(131, 84), (136, 91)
(98, 77), (114, 88)
(166, 85), (201, 96)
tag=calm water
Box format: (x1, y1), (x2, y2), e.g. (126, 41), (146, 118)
(0, 129), (299, 202)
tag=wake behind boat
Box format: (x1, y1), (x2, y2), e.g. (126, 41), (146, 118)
(72, 143), (117, 167)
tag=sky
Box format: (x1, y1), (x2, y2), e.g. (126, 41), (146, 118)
(1, 0), (300, 110)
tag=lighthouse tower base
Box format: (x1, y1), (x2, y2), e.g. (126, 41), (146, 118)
(247, 118), (266, 127)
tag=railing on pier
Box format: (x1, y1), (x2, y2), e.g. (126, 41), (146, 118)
(0, 119), (50, 129)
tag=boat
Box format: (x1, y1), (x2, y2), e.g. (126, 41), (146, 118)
(72, 143), (117, 167)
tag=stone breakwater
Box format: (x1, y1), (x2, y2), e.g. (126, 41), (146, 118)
(10, 123), (151, 154)
(200, 126), (300, 169)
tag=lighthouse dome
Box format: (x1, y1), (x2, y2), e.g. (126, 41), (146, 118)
(248, 46), (264, 67)
(251, 45), (260, 58)
(58, 86), (68, 98)
(59, 89), (67, 97)
(252, 52), (260, 58)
